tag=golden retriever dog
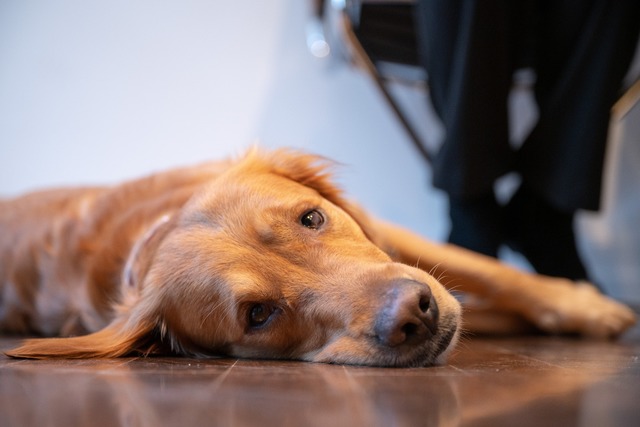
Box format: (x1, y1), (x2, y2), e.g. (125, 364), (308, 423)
(0, 149), (635, 367)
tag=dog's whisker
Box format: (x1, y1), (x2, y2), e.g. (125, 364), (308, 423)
(428, 262), (442, 277)
(413, 256), (422, 270)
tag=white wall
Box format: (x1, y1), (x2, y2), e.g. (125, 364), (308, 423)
(0, 0), (446, 239)
(1, 0), (638, 302)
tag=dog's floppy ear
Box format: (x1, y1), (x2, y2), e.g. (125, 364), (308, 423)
(6, 215), (177, 359)
(4, 318), (158, 359)
(122, 214), (173, 292)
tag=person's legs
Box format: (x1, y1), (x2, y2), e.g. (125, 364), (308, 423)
(415, 0), (515, 200)
(414, 0), (517, 256)
(520, 0), (640, 212)
(506, 0), (640, 280)
(414, 0), (639, 281)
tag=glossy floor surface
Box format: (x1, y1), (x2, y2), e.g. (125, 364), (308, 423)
(1, 324), (639, 427)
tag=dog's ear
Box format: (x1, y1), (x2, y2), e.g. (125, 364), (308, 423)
(122, 214), (174, 292)
(6, 285), (173, 359)
(4, 317), (159, 359)
(6, 215), (178, 359)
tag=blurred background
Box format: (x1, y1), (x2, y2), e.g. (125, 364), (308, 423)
(1, 0), (638, 303)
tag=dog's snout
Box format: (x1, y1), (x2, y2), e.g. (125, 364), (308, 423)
(374, 279), (439, 347)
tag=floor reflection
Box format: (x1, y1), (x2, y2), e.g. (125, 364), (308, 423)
(1, 334), (638, 427)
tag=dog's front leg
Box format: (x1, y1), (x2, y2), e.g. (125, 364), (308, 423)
(371, 219), (636, 338)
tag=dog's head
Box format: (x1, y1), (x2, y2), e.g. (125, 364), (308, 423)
(8, 149), (461, 367)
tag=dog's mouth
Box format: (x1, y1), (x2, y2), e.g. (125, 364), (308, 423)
(378, 316), (459, 368)
(303, 277), (462, 367)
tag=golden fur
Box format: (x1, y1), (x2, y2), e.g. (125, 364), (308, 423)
(0, 149), (635, 366)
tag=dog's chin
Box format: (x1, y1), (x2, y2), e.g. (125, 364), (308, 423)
(389, 325), (460, 368)
(306, 324), (460, 368)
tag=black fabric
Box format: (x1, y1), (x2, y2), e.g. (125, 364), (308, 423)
(503, 184), (588, 281)
(414, 0), (640, 212)
(447, 192), (503, 258)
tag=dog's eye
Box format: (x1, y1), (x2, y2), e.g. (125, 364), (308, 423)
(300, 209), (324, 229)
(248, 303), (276, 328)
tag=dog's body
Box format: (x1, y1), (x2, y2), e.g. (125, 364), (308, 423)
(0, 149), (635, 366)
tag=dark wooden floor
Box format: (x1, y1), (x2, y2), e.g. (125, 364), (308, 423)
(1, 324), (639, 427)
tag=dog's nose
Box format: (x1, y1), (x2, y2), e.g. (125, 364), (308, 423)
(374, 279), (439, 347)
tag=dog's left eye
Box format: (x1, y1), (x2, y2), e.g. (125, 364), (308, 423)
(248, 303), (276, 328)
(300, 209), (325, 229)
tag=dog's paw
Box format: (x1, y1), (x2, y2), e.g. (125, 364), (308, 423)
(529, 280), (636, 338)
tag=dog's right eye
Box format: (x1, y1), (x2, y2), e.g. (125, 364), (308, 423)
(248, 303), (276, 328)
